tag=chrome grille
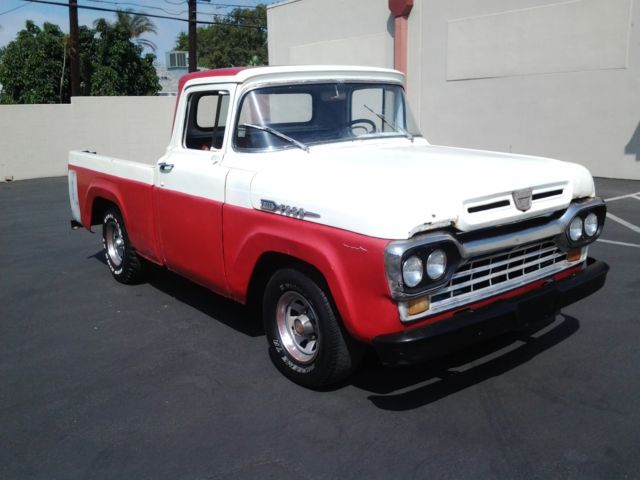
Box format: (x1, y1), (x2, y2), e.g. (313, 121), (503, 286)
(431, 240), (569, 307)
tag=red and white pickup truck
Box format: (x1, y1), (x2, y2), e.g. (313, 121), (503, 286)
(69, 66), (609, 387)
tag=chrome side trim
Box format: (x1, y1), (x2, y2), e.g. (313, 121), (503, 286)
(384, 197), (605, 300)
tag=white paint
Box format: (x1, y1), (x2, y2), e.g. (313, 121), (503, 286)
(69, 151), (154, 185)
(246, 137), (595, 239)
(68, 169), (81, 222)
(604, 192), (640, 202)
(606, 212), (640, 234)
(597, 239), (640, 249)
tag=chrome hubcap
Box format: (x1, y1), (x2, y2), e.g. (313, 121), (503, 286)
(276, 291), (319, 363)
(105, 220), (124, 267)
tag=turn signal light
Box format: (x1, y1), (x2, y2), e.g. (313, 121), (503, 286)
(407, 296), (430, 316)
(567, 248), (582, 262)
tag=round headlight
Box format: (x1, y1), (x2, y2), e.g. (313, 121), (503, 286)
(569, 217), (583, 242)
(426, 249), (447, 280)
(402, 255), (423, 287)
(584, 212), (598, 237)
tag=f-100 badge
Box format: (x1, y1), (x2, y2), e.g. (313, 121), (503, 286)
(260, 199), (320, 219)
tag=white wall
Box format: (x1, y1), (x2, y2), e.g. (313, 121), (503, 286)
(267, 0), (640, 180)
(0, 96), (176, 182)
(267, 0), (393, 67)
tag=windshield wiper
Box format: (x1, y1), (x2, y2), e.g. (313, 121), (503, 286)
(241, 123), (310, 153)
(363, 105), (414, 142)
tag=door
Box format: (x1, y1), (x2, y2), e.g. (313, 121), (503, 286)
(154, 84), (234, 295)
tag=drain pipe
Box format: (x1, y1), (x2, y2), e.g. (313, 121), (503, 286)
(388, 0), (413, 80)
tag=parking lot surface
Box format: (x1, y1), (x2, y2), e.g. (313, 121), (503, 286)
(1, 176), (639, 480)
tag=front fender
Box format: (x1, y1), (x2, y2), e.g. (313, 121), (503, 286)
(222, 204), (399, 342)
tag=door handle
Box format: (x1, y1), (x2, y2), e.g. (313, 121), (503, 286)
(158, 162), (174, 172)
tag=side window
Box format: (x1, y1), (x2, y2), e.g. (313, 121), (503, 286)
(184, 91), (229, 151)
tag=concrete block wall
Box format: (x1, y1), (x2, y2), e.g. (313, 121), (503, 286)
(0, 96), (176, 182)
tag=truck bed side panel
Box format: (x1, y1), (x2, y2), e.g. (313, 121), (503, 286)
(69, 151), (161, 264)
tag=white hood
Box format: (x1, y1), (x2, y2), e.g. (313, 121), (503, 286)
(249, 139), (595, 240)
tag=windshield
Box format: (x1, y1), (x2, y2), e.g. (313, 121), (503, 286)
(234, 82), (421, 151)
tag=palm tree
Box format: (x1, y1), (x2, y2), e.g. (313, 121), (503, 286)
(94, 10), (158, 52)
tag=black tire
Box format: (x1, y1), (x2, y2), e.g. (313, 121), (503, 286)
(102, 207), (144, 284)
(263, 268), (363, 388)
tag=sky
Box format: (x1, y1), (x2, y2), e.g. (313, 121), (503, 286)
(0, 0), (276, 65)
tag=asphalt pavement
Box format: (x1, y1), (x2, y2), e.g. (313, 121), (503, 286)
(1, 176), (639, 480)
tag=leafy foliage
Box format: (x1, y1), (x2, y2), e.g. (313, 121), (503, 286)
(0, 16), (160, 104)
(175, 5), (267, 68)
(89, 17), (160, 96)
(0, 21), (67, 104)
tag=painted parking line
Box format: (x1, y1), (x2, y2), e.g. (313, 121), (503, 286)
(597, 239), (640, 249)
(606, 212), (640, 234)
(604, 192), (640, 202)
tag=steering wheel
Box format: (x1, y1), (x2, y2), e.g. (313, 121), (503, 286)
(345, 118), (377, 136)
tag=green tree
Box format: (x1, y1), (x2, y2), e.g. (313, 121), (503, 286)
(90, 17), (160, 95)
(0, 18), (160, 104)
(175, 5), (267, 68)
(0, 21), (67, 104)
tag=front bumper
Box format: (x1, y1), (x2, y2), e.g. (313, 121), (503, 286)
(372, 258), (609, 365)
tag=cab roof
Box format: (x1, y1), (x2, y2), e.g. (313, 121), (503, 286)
(177, 65), (404, 95)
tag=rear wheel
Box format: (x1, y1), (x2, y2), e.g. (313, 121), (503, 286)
(263, 268), (363, 388)
(102, 207), (144, 284)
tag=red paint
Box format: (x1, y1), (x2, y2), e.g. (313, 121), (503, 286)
(389, 0), (413, 17)
(153, 188), (228, 297)
(222, 204), (396, 342)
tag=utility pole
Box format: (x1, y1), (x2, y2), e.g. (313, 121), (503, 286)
(68, 0), (81, 97)
(188, 0), (197, 72)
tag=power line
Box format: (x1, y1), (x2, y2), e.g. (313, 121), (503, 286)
(19, 0), (265, 28)
(84, 0), (186, 16)
(0, 1), (33, 16)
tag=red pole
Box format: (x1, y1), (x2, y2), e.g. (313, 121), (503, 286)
(388, 0), (413, 81)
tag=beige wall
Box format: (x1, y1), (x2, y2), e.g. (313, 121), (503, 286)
(267, 0), (640, 180)
(267, 0), (393, 67)
(0, 96), (175, 182)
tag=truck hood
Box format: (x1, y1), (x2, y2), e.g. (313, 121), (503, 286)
(249, 140), (595, 240)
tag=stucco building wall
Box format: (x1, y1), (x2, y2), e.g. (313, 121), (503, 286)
(267, 0), (640, 180)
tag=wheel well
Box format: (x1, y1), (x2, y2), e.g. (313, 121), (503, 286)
(91, 197), (118, 226)
(246, 252), (329, 308)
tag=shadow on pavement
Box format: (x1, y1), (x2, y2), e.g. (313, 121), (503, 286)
(89, 251), (264, 337)
(352, 314), (580, 411)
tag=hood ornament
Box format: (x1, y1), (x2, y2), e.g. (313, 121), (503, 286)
(512, 188), (533, 212)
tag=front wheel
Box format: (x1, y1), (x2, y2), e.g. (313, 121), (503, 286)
(102, 207), (144, 284)
(263, 268), (363, 388)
